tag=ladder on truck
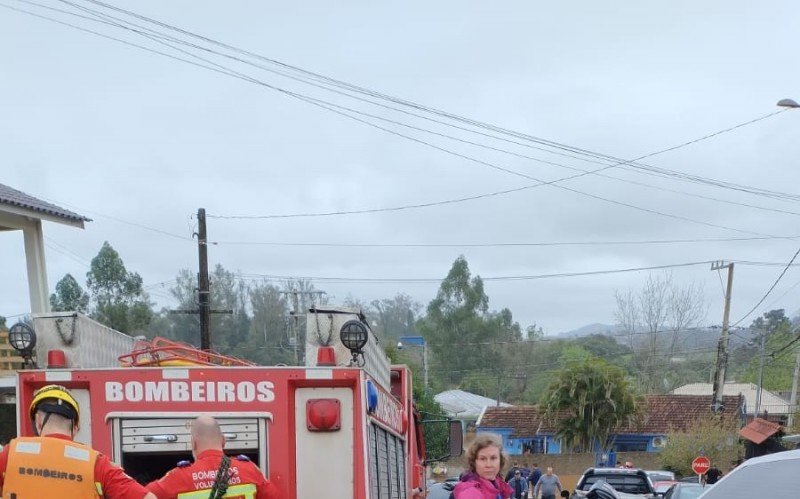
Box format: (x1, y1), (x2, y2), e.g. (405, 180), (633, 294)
(118, 337), (255, 367)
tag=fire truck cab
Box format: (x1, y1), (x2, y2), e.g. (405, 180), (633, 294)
(13, 308), (461, 498)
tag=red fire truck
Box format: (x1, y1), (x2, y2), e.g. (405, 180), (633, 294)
(12, 308), (461, 498)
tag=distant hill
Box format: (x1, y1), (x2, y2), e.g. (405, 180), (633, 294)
(555, 323), (622, 339)
(554, 323), (760, 351)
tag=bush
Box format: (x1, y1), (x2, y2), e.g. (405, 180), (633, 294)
(659, 418), (741, 476)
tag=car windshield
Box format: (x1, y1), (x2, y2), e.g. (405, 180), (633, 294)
(582, 475), (651, 494)
(648, 473), (674, 482)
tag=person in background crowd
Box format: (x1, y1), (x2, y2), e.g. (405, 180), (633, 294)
(532, 467), (563, 499)
(0, 384), (155, 499)
(453, 433), (513, 499)
(508, 470), (528, 499)
(703, 462), (723, 485)
(505, 461), (523, 482)
(147, 415), (277, 499)
(528, 463), (542, 490)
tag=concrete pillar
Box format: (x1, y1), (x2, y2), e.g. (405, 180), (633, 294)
(22, 220), (50, 314)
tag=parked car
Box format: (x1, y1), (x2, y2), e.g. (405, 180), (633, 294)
(427, 481), (453, 499)
(663, 483), (709, 499)
(645, 471), (676, 483)
(427, 476), (460, 499)
(697, 449), (800, 498)
(652, 480), (678, 497)
(571, 468), (656, 498)
(584, 481), (621, 499)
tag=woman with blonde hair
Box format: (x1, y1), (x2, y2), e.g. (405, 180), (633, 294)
(453, 433), (513, 499)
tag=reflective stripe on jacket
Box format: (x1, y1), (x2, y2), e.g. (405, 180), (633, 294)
(176, 483), (257, 499)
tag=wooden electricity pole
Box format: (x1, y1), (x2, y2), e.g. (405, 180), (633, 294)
(711, 261), (734, 413)
(198, 208), (211, 350)
(170, 208), (231, 350)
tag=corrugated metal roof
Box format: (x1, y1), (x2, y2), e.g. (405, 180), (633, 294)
(434, 389), (511, 418)
(671, 382), (791, 415)
(0, 183), (90, 224)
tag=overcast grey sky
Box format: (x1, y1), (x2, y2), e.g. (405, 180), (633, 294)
(2, 0), (799, 334)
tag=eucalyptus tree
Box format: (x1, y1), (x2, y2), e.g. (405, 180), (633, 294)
(86, 242), (152, 334)
(50, 273), (90, 312)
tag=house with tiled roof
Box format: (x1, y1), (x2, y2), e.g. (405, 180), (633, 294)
(476, 394), (746, 455)
(671, 382), (792, 421)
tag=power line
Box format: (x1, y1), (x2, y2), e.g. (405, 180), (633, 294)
(425, 345), (724, 375)
(732, 246), (800, 327)
(65, 0), (800, 204)
(8, 1), (797, 234)
(230, 261), (715, 285)
(208, 235), (799, 248)
(232, 260), (800, 285)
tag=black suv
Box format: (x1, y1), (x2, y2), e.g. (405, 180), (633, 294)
(571, 468), (656, 498)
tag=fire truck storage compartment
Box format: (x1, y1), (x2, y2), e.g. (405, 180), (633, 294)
(112, 416), (266, 485)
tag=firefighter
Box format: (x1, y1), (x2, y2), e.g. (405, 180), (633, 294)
(0, 384), (156, 499)
(146, 415), (277, 499)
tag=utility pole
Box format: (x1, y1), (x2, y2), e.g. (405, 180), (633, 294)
(170, 208), (231, 350)
(755, 326), (766, 416)
(789, 351), (800, 429)
(711, 261), (734, 413)
(198, 208), (211, 351)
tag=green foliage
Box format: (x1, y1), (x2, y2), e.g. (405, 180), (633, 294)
(558, 345), (592, 365)
(50, 274), (90, 312)
(541, 357), (642, 451)
(659, 418), (742, 476)
(418, 256), (522, 388)
(413, 382), (451, 461)
(526, 324), (544, 340)
(370, 293), (422, 343)
(741, 310), (798, 392)
(86, 242), (153, 334)
(160, 267), (291, 365)
(0, 316), (6, 330)
(575, 334), (633, 360)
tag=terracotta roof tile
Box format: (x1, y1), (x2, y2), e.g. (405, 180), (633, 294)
(739, 417), (782, 444)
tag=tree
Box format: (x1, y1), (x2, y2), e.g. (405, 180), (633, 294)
(418, 256), (523, 388)
(541, 357), (642, 452)
(659, 418), (741, 476)
(369, 293), (422, 343)
(248, 281), (290, 365)
(614, 273), (706, 392)
(86, 242), (153, 334)
(50, 273), (89, 312)
(741, 310), (797, 392)
(159, 267), (290, 365)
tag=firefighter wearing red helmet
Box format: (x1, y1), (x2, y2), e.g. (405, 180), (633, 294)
(146, 415), (277, 499)
(0, 384), (156, 499)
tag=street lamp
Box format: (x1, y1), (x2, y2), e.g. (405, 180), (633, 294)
(777, 98), (799, 108)
(397, 335), (428, 390)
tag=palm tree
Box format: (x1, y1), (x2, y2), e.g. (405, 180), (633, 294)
(541, 357), (642, 452)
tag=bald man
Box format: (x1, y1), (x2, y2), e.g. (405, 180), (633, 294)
(146, 415), (277, 499)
